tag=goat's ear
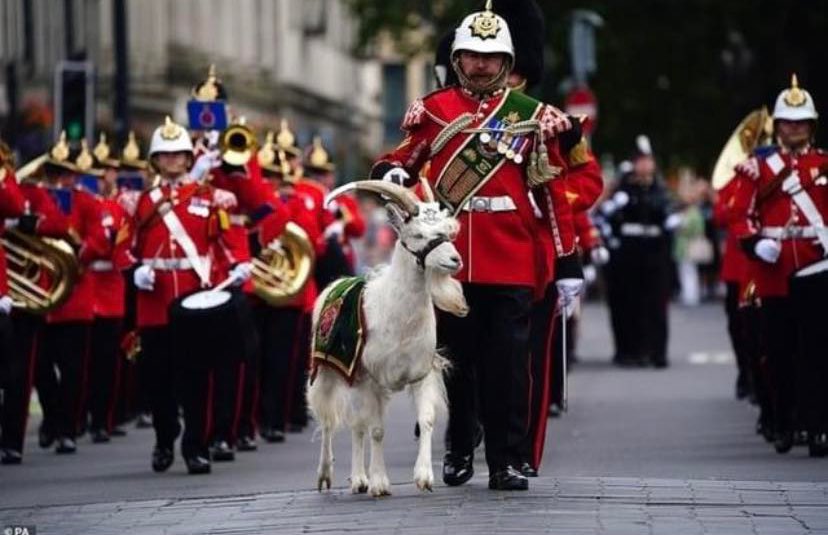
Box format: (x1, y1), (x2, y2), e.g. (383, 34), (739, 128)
(385, 204), (407, 232)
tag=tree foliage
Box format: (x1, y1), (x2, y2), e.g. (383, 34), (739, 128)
(346, 0), (827, 172)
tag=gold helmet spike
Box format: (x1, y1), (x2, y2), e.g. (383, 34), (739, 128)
(784, 73), (806, 107)
(257, 131), (277, 168)
(93, 133), (110, 162)
(50, 131), (71, 163)
(485, 0), (493, 10)
(193, 64), (221, 101)
(308, 136), (329, 168)
(160, 116), (183, 140)
(75, 139), (99, 174)
(276, 119), (296, 152)
(122, 131), (141, 162)
(278, 149), (291, 177)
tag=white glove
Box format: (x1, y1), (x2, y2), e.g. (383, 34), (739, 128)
(556, 277), (584, 315)
(612, 190), (630, 208)
(599, 199), (617, 216)
(755, 238), (782, 264)
(590, 246), (610, 266)
(229, 262), (254, 286)
(212, 188), (238, 210)
(583, 265), (597, 285)
(382, 167), (410, 186)
(324, 220), (345, 240)
(134, 265), (156, 291)
(0, 295), (13, 315)
(191, 149), (221, 181)
(664, 212), (684, 231)
(4, 218), (18, 229)
(117, 190), (141, 217)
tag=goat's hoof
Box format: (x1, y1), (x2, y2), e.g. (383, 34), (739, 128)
(317, 475), (332, 492)
(370, 487), (392, 498)
(350, 475), (369, 494)
(369, 477), (392, 497)
(416, 479), (434, 492)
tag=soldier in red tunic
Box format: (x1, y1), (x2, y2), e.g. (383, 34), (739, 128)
(729, 75), (828, 457)
(372, 1), (589, 490)
(132, 116), (249, 474)
(36, 138), (110, 455)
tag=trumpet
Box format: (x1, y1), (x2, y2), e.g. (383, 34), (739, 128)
(252, 222), (315, 306)
(219, 122), (257, 167)
(2, 227), (79, 313)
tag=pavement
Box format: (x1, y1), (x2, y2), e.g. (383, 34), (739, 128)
(1, 302), (827, 534)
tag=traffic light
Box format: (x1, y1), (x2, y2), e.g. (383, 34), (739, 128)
(54, 61), (94, 143)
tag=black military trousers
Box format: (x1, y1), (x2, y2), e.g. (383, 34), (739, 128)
(258, 307), (302, 433)
(519, 282), (557, 470)
(288, 313), (312, 428)
(725, 283), (751, 391)
(0, 311), (41, 453)
(742, 304), (772, 425)
(88, 317), (123, 433)
(790, 269), (828, 435)
(238, 300), (268, 441)
(439, 283), (533, 472)
(37, 321), (91, 438)
(760, 297), (799, 435)
(138, 327), (181, 450)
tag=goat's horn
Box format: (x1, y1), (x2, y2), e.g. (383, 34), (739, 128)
(326, 180), (420, 216)
(419, 176), (435, 203)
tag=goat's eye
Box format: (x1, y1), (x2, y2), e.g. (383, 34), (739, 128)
(411, 233), (425, 240)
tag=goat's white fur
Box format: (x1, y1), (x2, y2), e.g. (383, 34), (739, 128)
(307, 200), (466, 496)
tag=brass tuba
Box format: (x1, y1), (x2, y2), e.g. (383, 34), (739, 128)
(252, 222), (315, 306)
(712, 107), (773, 190)
(2, 154), (80, 313)
(219, 119), (257, 167)
(3, 228), (79, 313)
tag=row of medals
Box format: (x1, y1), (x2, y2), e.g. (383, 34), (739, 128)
(479, 118), (530, 165)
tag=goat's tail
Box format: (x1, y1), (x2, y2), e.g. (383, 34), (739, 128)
(307, 367), (346, 438)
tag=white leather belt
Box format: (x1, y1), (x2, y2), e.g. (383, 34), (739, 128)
(796, 258), (828, 278)
(620, 223), (662, 237)
(461, 196), (517, 213)
(760, 226), (823, 239)
(88, 260), (114, 272)
(229, 214), (248, 226)
(142, 256), (208, 271)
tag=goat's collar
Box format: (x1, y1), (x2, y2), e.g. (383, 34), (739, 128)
(401, 236), (448, 270)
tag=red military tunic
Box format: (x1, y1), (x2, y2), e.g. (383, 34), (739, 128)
(324, 192), (366, 270)
(0, 168), (26, 294)
(714, 179), (751, 289)
(47, 188), (110, 323)
(132, 180), (243, 328)
(294, 178), (332, 257)
(729, 145), (828, 298)
(91, 198), (132, 318)
(373, 87), (583, 290)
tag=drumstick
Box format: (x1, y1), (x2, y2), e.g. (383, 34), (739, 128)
(210, 275), (236, 293)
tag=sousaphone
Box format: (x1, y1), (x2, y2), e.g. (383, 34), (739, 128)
(712, 107), (773, 190)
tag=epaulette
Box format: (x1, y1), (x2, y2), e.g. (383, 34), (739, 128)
(402, 87), (454, 131)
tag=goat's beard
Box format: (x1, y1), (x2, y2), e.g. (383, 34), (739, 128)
(428, 271), (469, 317)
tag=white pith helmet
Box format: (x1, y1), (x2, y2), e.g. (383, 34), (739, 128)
(773, 74), (818, 121)
(451, 0), (514, 62)
(149, 116), (194, 156)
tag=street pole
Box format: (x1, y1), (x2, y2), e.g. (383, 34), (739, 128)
(113, 0), (129, 145)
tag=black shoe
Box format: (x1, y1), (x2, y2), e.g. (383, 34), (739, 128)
(808, 433), (828, 458)
(651, 358), (669, 369)
(794, 430), (809, 446)
(774, 431), (794, 454)
(185, 455), (212, 475)
(91, 429), (111, 444)
(442, 453), (474, 487)
(261, 428), (285, 443)
(111, 426), (128, 437)
(210, 440), (235, 462)
(152, 446), (174, 472)
(519, 462), (539, 478)
(135, 413), (152, 429)
(548, 403), (563, 418)
(38, 426), (55, 449)
(735, 377), (750, 400)
(488, 466), (529, 491)
(1, 449), (22, 465)
(237, 436), (258, 451)
(55, 437), (77, 454)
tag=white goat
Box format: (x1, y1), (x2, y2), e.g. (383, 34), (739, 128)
(307, 180), (468, 497)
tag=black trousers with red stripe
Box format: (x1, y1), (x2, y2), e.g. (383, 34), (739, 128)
(88, 317), (124, 433)
(287, 313), (312, 428)
(37, 321), (91, 439)
(238, 301), (272, 441)
(439, 284), (532, 472)
(259, 307), (302, 434)
(0, 311), (41, 453)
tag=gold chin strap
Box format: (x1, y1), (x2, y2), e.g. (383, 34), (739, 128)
(451, 56), (512, 97)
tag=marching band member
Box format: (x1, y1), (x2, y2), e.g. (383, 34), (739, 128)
(133, 116), (247, 474)
(729, 75), (828, 456)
